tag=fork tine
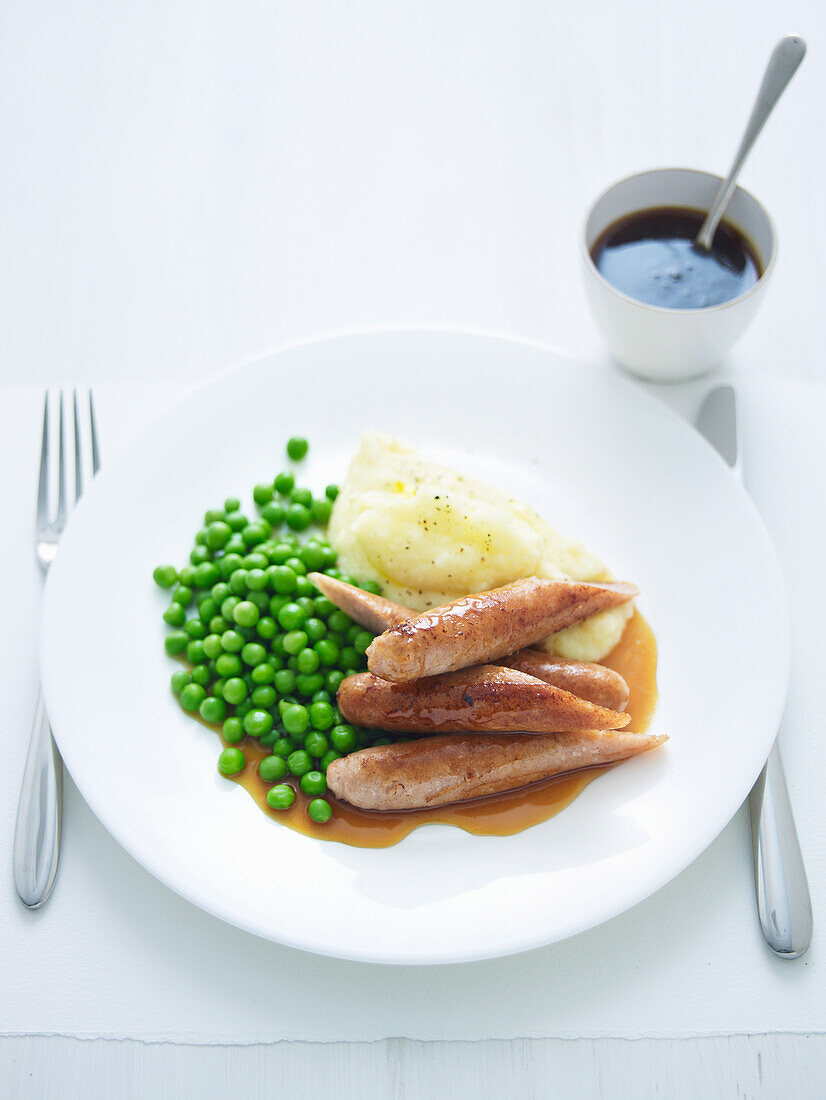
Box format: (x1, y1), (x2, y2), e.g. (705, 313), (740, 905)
(72, 389), (83, 502)
(89, 390), (100, 475)
(56, 392), (67, 528)
(36, 392), (50, 527)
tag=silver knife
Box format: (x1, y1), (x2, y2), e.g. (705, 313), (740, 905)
(697, 385), (812, 958)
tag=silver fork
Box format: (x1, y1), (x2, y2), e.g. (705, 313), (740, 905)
(13, 390), (100, 908)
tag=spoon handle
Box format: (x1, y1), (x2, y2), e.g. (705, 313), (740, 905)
(696, 35), (806, 251)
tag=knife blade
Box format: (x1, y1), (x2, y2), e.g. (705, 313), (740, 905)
(696, 385), (812, 958)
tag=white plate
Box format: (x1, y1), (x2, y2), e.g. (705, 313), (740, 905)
(41, 329), (788, 965)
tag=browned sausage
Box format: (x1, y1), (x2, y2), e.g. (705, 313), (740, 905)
(337, 667), (630, 734)
(309, 572), (630, 709)
(327, 729), (667, 810)
(366, 576), (638, 683)
(308, 572), (411, 632)
(500, 651), (629, 712)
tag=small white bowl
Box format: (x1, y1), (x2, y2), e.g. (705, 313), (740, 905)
(581, 168), (777, 382)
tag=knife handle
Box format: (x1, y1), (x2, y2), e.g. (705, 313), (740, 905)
(749, 741), (812, 957)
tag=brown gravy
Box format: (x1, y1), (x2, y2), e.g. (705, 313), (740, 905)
(213, 611), (658, 848)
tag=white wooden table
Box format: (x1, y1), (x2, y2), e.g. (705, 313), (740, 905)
(2, 1), (824, 1095)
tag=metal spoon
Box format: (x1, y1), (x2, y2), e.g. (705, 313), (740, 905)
(695, 35), (806, 252)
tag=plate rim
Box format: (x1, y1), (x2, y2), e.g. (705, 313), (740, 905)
(40, 325), (790, 965)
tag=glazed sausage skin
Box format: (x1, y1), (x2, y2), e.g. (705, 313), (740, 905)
(500, 651), (629, 712)
(337, 667), (630, 734)
(366, 576), (638, 683)
(327, 729), (667, 811)
(309, 573), (630, 710)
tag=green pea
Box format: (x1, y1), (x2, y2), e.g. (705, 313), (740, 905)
(253, 482), (274, 505)
(304, 617), (326, 643)
(204, 508), (226, 524)
(170, 669), (191, 695)
(237, 643), (263, 668)
(194, 562), (220, 590)
(274, 471), (295, 495)
(300, 770), (327, 796)
(359, 579), (382, 595)
(323, 546), (338, 567)
(227, 512), (249, 532)
(251, 661), (275, 684)
(290, 486), (313, 508)
(269, 542), (293, 565)
(319, 750), (340, 772)
(199, 696), (227, 724)
(153, 564), (178, 589)
(325, 669), (345, 693)
(222, 716), (244, 743)
(339, 646), (360, 670)
(218, 747), (246, 776)
(221, 596), (240, 619)
(203, 634), (223, 660)
(286, 436), (309, 461)
(256, 616), (277, 640)
(198, 596), (218, 622)
(224, 496), (241, 513)
(242, 522), (269, 547)
(190, 664), (211, 687)
(189, 545), (211, 566)
(274, 668), (296, 694)
(251, 685), (277, 707)
(285, 503), (312, 531)
(215, 652), (242, 677)
(266, 784), (295, 810)
(209, 615), (228, 634)
(287, 749), (312, 777)
(304, 731), (329, 757)
(330, 724), (358, 753)
(225, 533), (246, 553)
(296, 647), (320, 674)
(221, 629), (244, 653)
(282, 704), (309, 737)
(259, 755), (288, 782)
(270, 565), (297, 595)
(219, 553), (243, 579)
(314, 596), (335, 618)
(353, 630), (374, 655)
(328, 610), (350, 633)
(325, 484), (340, 501)
(311, 498), (333, 526)
(314, 638), (339, 666)
(299, 543), (326, 572)
(272, 737), (297, 758)
(212, 678), (226, 698)
(223, 678), (248, 705)
(277, 602), (306, 630)
(185, 619), (207, 641)
(294, 577), (315, 601)
(243, 709), (273, 737)
(180, 683), (206, 711)
(295, 598), (315, 618)
(172, 585), (193, 607)
(284, 556), (307, 577)
(164, 630), (188, 655)
(229, 570), (248, 596)
(296, 672), (324, 696)
(308, 798), (332, 823)
(261, 501), (285, 527)
(244, 568), (267, 592)
(283, 630), (308, 656)
(163, 602), (186, 627)
(178, 565), (197, 585)
(309, 700), (335, 730)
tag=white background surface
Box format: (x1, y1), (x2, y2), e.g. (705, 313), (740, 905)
(1, 0), (825, 1096)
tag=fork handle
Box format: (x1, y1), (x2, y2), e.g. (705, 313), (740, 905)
(749, 741), (812, 958)
(13, 691), (63, 908)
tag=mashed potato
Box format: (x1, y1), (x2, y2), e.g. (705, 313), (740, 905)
(328, 433), (633, 661)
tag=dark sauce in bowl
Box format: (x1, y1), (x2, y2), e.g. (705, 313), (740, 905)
(591, 207), (762, 310)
